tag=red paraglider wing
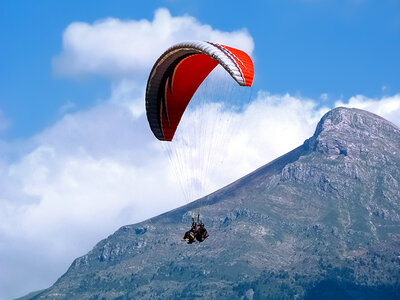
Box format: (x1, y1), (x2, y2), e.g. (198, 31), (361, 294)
(146, 41), (254, 141)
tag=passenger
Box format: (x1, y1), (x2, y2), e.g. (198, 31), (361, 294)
(195, 222), (209, 242)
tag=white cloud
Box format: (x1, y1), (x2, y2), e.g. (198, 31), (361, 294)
(109, 79), (147, 118)
(53, 8), (254, 79)
(221, 92), (329, 180)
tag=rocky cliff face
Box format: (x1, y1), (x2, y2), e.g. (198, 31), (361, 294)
(30, 108), (400, 300)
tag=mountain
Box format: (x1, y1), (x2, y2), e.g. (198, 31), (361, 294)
(28, 107), (400, 299)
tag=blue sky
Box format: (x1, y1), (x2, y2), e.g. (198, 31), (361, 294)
(1, 0), (399, 139)
(1, 1), (400, 299)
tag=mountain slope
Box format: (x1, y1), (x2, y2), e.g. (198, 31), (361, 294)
(31, 107), (400, 299)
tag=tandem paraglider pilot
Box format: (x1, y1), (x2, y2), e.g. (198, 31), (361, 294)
(182, 214), (209, 244)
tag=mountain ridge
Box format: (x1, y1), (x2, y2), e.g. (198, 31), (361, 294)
(27, 107), (400, 299)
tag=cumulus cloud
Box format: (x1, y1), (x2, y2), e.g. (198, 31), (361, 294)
(53, 8), (254, 79)
(109, 79), (147, 118)
(222, 92), (328, 179)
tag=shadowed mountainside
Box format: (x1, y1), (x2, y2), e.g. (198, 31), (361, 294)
(28, 107), (400, 299)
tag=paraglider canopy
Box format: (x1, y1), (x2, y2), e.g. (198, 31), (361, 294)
(146, 41), (254, 141)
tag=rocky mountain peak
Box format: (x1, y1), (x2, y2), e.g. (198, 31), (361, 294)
(305, 107), (400, 158)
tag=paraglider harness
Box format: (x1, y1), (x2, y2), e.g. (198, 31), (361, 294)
(182, 212), (209, 244)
